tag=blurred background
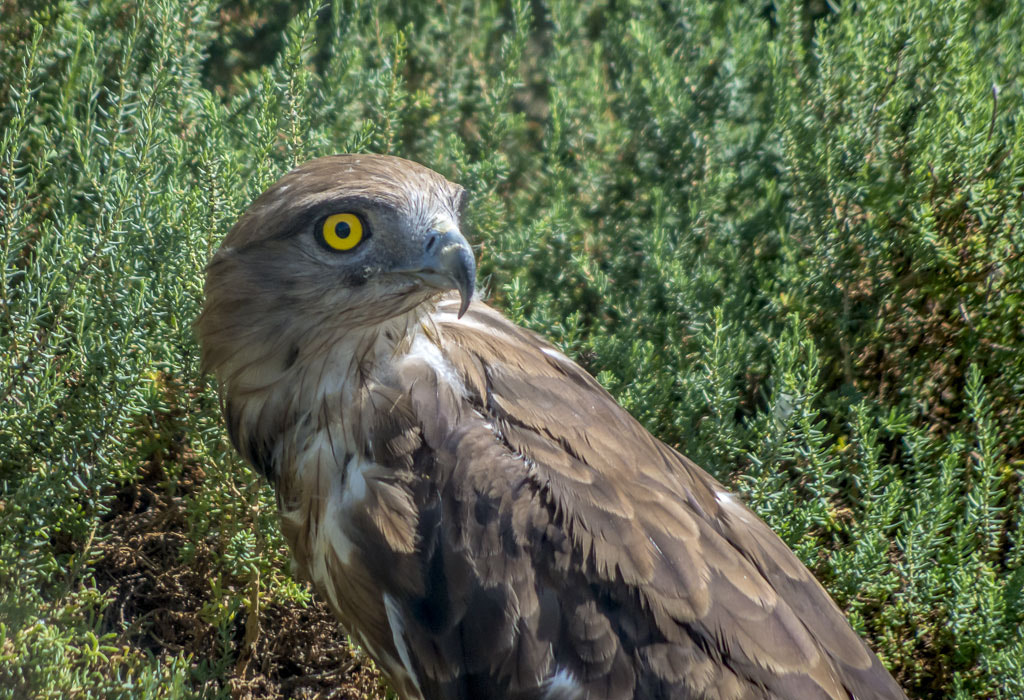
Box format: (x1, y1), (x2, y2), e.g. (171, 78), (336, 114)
(1, 0), (1022, 697)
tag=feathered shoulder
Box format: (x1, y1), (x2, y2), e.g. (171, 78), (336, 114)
(385, 294), (905, 700)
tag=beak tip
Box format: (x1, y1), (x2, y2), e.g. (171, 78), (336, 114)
(448, 236), (475, 319)
(457, 290), (472, 318)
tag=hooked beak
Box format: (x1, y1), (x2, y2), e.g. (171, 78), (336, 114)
(400, 229), (476, 317)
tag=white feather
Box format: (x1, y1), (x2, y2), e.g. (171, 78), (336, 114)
(402, 326), (466, 396)
(432, 308), (495, 335)
(543, 666), (584, 700)
(299, 444), (373, 592)
(541, 346), (570, 362)
(715, 489), (752, 523)
(383, 593), (423, 694)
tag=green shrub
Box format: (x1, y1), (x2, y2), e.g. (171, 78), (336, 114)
(2, 0), (1022, 697)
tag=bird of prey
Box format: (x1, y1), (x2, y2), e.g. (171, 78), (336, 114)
(197, 154), (906, 700)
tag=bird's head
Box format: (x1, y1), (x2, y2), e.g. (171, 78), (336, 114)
(197, 154), (475, 382)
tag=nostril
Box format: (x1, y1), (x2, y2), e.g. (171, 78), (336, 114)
(425, 232), (440, 254)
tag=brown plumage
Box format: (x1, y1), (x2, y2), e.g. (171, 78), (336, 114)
(197, 154), (907, 700)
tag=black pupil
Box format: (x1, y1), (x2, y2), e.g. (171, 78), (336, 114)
(335, 221), (350, 238)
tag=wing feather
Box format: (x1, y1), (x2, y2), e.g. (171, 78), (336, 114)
(405, 297), (907, 700)
(355, 296), (904, 699)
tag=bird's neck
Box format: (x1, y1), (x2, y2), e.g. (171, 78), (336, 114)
(218, 303), (438, 481)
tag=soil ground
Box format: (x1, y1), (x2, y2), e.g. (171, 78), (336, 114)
(93, 459), (387, 699)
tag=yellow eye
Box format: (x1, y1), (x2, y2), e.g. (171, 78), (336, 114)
(320, 213), (364, 251)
